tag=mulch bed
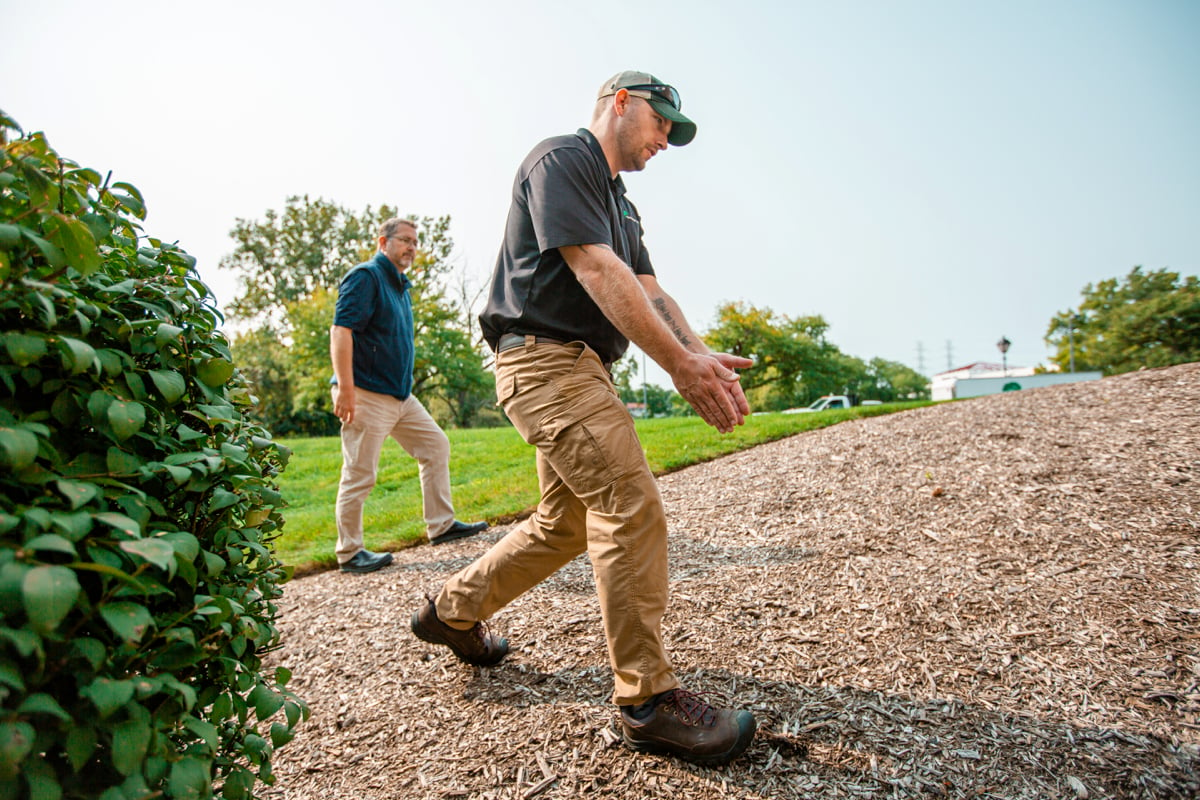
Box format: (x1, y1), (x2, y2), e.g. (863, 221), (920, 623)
(263, 362), (1200, 799)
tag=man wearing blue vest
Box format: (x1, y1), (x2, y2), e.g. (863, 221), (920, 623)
(330, 217), (487, 573)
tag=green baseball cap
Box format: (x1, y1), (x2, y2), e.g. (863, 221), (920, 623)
(597, 70), (696, 146)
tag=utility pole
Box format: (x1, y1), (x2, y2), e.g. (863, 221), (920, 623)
(1068, 319), (1076, 373)
(945, 340), (954, 370)
(915, 341), (926, 375)
(642, 349), (648, 416)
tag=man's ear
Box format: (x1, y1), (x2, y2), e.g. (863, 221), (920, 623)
(612, 88), (630, 117)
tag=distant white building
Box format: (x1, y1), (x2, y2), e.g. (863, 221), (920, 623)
(931, 362), (1101, 401)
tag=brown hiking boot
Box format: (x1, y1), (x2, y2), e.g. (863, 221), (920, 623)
(620, 688), (756, 765)
(410, 595), (509, 667)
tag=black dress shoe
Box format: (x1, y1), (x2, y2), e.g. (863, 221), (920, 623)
(339, 549), (394, 573)
(430, 519), (489, 545)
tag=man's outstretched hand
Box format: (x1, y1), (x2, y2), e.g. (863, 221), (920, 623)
(671, 352), (754, 433)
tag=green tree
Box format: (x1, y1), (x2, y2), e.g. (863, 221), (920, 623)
(230, 326), (292, 427)
(703, 301), (842, 410)
(406, 216), (493, 428)
(1046, 266), (1200, 375)
(221, 195), (391, 330)
(866, 357), (930, 401)
(611, 355), (681, 418)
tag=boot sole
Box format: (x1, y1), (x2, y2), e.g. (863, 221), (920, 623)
(621, 713), (757, 766)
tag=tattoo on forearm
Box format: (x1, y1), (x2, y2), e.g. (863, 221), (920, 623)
(653, 297), (692, 347)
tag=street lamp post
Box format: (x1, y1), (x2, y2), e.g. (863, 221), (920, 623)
(996, 336), (1011, 377)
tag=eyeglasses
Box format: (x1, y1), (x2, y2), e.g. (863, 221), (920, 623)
(388, 235), (418, 247)
(608, 83), (682, 111)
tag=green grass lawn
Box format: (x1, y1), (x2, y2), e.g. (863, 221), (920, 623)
(273, 402), (931, 572)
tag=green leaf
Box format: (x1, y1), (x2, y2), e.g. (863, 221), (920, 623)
(167, 756), (212, 800)
(163, 531), (200, 561)
(64, 726), (97, 772)
(111, 706), (151, 775)
(202, 550), (225, 576)
(242, 733), (270, 760)
(163, 464), (192, 485)
(17, 157), (59, 211)
(2, 333), (46, 366)
(155, 323), (184, 347)
(119, 538), (174, 569)
(0, 426), (39, 470)
(21, 565), (80, 633)
(208, 488), (240, 512)
(270, 721), (296, 748)
(0, 722), (35, 781)
(283, 699), (304, 728)
(70, 636), (105, 669)
(81, 678), (135, 717)
(221, 766), (254, 800)
(57, 336), (97, 374)
(24, 534), (78, 557)
(182, 716), (218, 750)
(106, 447), (143, 474)
(0, 627), (40, 660)
(176, 423), (207, 442)
(87, 390), (113, 425)
(21, 756), (61, 800)
(148, 370), (187, 404)
(0, 223), (21, 249)
(51, 510), (92, 541)
(17, 693), (71, 721)
(94, 511), (141, 537)
(55, 478), (99, 510)
(0, 659), (24, 691)
(45, 211), (102, 275)
(249, 684), (285, 720)
(107, 400), (145, 441)
(99, 601), (153, 642)
(196, 357), (235, 387)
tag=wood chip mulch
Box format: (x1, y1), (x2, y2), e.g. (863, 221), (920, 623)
(263, 362), (1200, 799)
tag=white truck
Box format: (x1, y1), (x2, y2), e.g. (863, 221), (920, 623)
(783, 394), (882, 413)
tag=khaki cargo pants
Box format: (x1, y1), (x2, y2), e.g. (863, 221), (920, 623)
(436, 338), (678, 705)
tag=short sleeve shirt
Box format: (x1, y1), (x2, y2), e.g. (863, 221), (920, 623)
(332, 253), (414, 399)
(479, 128), (655, 365)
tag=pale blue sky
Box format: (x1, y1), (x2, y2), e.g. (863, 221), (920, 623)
(4, 0), (1198, 386)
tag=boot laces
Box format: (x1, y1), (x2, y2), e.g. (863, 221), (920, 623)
(663, 688), (721, 727)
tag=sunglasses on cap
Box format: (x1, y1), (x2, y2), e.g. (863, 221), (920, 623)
(609, 83), (682, 111)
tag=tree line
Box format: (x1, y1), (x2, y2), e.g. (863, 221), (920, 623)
(223, 199), (1197, 434)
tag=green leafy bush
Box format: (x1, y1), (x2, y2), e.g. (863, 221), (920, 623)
(0, 113), (306, 798)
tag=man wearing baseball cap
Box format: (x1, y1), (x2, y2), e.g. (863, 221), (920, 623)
(411, 70), (758, 765)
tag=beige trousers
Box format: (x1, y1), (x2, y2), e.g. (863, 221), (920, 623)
(333, 387), (455, 562)
(436, 338), (678, 705)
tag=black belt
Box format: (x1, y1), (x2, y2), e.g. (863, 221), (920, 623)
(496, 333), (614, 373)
(497, 333), (565, 353)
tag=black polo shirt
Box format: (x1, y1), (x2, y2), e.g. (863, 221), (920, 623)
(479, 128), (655, 365)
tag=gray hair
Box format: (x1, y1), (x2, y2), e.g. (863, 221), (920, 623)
(378, 217), (418, 239)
